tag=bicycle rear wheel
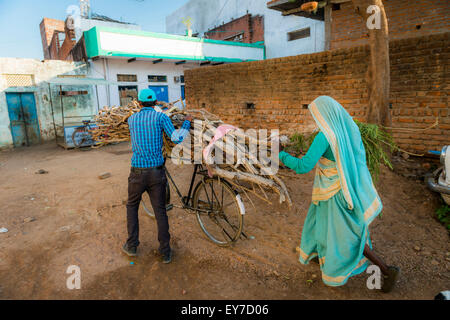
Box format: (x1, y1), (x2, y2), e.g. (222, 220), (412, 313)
(192, 177), (244, 246)
(141, 181), (171, 218)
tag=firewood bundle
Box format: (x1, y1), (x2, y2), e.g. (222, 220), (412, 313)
(90, 101), (141, 146)
(90, 101), (292, 206)
(164, 108), (292, 207)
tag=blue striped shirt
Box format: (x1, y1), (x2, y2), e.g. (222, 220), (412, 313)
(128, 107), (191, 168)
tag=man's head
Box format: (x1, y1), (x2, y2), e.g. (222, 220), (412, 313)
(138, 88), (158, 108)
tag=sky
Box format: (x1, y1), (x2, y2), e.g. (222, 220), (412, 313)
(0, 0), (190, 60)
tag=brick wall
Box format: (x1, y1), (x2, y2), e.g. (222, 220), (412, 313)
(59, 25), (77, 60)
(39, 18), (65, 59)
(48, 32), (61, 61)
(40, 17), (76, 60)
(205, 14), (264, 43)
(185, 32), (449, 153)
(331, 0), (450, 50)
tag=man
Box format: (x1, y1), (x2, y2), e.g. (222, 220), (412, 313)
(122, 88), (192, 263)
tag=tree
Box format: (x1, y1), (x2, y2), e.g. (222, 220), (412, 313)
(350, 0), (391, 126)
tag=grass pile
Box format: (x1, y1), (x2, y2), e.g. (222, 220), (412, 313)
(355, 120), (398, 180)
(284, 120), (398, 181)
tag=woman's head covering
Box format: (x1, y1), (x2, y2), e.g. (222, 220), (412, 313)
(308, 96), (382, 225)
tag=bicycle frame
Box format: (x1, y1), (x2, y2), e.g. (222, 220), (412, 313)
(162, 161), (249, 242)
(165, 163), (210, 213)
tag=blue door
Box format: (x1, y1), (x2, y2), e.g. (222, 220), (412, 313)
(6, 93), (40, 147)
(181, 85), (185, 100)
(148, 85), (169, 103)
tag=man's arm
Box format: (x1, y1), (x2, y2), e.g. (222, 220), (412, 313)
(160, 114), (191, 144)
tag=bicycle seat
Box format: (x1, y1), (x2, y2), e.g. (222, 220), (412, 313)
(82, 120), (91, 125)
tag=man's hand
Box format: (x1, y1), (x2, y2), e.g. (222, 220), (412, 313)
(185, 114), (193, 122)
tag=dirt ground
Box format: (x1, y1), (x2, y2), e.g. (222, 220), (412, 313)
(0, 142), (448, 300)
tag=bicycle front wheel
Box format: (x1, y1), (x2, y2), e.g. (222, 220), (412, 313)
(192, 177), (244, 247)
(72, 127), (89, 148)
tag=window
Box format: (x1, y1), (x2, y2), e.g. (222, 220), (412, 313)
(57, 74), (86, 78)
(117, 74), (137, 82)
(57, 32), (66, 48)
(180, 75), (185, 83)
(224, 32), (244, 43)
(118, 85), (138, 106)
(3, 74), (35, 87)
(148, 75), (167, 82)
(332, 3), (341, 10)
(287, 27), (311, 41)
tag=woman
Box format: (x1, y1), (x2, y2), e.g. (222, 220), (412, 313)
(279, 96), (399, 292)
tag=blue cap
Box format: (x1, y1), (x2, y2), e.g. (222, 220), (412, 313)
(138, 88), (157, 102)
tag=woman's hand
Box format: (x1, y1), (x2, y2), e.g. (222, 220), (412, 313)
(277, 135), (289, 154)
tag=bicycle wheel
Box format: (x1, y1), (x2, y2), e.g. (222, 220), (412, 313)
(72, 127), (88, 148)
(141, 181), (171, 218)
(192, 177), (244, 246)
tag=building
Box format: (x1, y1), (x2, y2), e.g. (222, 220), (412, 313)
(204, 13), (264, 44)
(0, 58), (94, 148)
(82, 26), (264, 108)
(0, 1), (265, 149)
(37, 0), (264, 110)
(168, 0), (450, 56)
(268, 0), (450, 50)
(40, 11), (141, 61)
(166, 0), (326, 59)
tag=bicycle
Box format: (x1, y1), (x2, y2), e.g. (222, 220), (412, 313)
(141, 163), (247, 247)
(71, 120), (95, 148)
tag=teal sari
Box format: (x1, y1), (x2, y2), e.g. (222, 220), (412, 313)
(279, 96), (382, 286)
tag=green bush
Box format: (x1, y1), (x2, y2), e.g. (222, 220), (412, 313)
(436, 204), (450, 231)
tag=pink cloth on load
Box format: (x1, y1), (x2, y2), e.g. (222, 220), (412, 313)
(203, 124), (237, 176)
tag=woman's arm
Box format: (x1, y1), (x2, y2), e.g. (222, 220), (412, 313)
(279, 131), (330, 174)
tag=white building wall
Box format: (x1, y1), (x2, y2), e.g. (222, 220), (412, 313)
(75, 18), (142, 41)
(89, 58), (193, 108)
(265, 12), (324, 58)
(166, 0), (325, 59)
(0, 58), (90, 148)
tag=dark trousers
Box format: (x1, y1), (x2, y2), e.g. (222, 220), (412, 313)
(126, 167), (170, 255)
